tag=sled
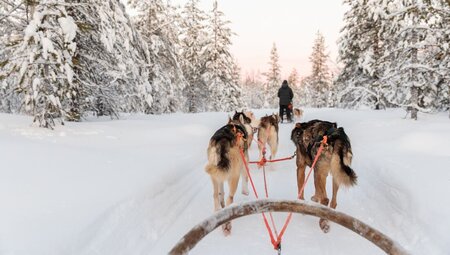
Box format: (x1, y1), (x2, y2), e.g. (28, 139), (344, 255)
(169, 199), (409, 255)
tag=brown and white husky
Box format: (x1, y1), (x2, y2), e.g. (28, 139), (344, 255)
(205, 118), (248, 235)
(291, 119), (357, 233)
(293, 108), (303, 121)
(257, 114), (279, 161)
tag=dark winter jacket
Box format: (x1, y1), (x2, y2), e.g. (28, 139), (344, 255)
(278, 80), (293, 105)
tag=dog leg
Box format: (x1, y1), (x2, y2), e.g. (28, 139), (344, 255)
(296, 162), (306, 200)
(257, 137), (266, 163)
(219, 182), (225, 208)
(313, 168), (331, 233)
(268, 135), (278, 160)
(330, 178), (339, 209)
(312, 169), (329, 206)
(222, 173), (240, 236)
(240, 163), (249, 196)
(212, 178), (221, 211)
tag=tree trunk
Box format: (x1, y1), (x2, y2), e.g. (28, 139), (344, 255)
(410, 28), (419, 120)
(411, 87), (418, 120)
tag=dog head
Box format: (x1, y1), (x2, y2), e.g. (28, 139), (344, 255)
(227, 117), (248, 139)
(232, 110), (252, 125)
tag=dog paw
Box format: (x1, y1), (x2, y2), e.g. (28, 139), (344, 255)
(222, 222), (232, 236)
(319, 219), (330, 233)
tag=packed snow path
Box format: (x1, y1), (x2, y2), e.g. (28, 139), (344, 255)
(1, 109), (449, 255)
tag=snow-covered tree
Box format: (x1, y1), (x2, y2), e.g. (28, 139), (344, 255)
(65, 0), (151, 118)
(288, 68), (302, 107)
(336, 0), (450, 118)
(0, 0), (28, 113)
(242, 70), (264, 108)
(1, 0), (154, 127)
(2, 0), (79, 128)
(381, 0), (444, 119)
(203, 0), (243, 112)
(130, 0), (187, 114)
(263, 43), (282, 108)
(179, 0), (208, 112)
(335, 0), (389, 109)
(307, 31), (331, 107)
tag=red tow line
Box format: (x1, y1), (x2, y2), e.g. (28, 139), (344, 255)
(238, 133), (328, 254)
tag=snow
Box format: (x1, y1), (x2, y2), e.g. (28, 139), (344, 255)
(58, 16), (77, 43)
(0, 108), (449, 255)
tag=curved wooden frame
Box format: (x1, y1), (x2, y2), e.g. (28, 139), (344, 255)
(169, 199), (409, 255)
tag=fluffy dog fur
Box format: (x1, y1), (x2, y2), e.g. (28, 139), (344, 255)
(244, 111), (260, 130)
(291, 119), (357, 232)
(205, 118), (248, 235)
(232, 111), (254, 149)
(257, 114), (279, 161)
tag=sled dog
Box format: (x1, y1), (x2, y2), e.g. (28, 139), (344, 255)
(205, 118), (248, 235)
(257, 114), (279, 161)
(293, 108), (303, 121)
(291, 119), (357, 233)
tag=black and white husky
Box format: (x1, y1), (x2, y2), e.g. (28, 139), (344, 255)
(205, 118), (248, 235)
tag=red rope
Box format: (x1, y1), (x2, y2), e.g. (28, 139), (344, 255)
(262, 165), (279, 237)
(239, 130), (328, 251)
(275, 136), (328, 245)
(239, 148), (279, 249)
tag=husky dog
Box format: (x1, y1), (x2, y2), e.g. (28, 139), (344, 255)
(205, 118), (248, 235)
(291, 120), (357, 233)
(257, 114), (279, 161)
(293, 108), (303, 121)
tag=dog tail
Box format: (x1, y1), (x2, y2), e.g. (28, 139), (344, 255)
(206, 138), (231, 175)
(338, 146), (357, 186)
(217, 139), (231, 170)
(330, 128), (357, 187)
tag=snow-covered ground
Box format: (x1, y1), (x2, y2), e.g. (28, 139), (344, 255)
(1, 109), (449, 255)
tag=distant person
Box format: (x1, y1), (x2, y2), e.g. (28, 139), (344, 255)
(277, 80), (293, 123)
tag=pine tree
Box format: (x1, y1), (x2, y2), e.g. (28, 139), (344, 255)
(2, 0), (79, 128)
(66, 0), (150, 117)
(307, 31), (331, 107)
(1, 0), (154, 127)
(288, 68), (302, 107)
(179, 0), (208, 112)
(382, 0), (443, 119)
(335, 0), (388, 109)
(0, 0), (29, 113)
(242, 70), (264, 108)
(263, 43), (282, 108)
(130, 0), (187, 114)
(203, 0), (243, 112)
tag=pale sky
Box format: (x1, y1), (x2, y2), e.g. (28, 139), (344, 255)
(126, 0), (347, 79)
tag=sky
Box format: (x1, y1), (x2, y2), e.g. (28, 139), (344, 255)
(125, 0), (347, 79)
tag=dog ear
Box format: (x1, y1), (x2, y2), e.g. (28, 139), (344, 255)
(239, 114), (245, 124)
(295, 123), (301, 128)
